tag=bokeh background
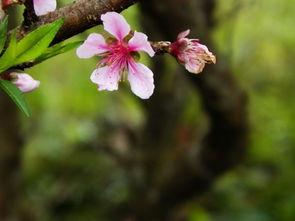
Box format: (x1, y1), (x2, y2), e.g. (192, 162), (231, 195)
(1, 0), (295, 220)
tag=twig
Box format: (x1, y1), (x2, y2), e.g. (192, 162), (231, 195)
(16, 0), (138, 43)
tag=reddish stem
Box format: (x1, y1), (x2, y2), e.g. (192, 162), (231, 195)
(2, 0), (24, 9)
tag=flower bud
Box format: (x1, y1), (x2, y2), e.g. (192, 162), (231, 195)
(10, 72), (40, 93)
(170, 29), (216, 74)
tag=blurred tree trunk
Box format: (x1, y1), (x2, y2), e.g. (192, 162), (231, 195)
(0, 95), (22, 220)
(0, 1), (248, 220)
(0, 7), (23, 220)
(109, 0), (248, 220)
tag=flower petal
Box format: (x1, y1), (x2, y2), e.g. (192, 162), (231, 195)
(33, 0), (56, 16)
(177, 29), (190, 40)
(193, 43), (217, 64)
(76, 33), (108, 59)
(184, 59), (205, 74)
(128, 31), (155, 57)
(90, 66), (121, 91)
(101, 12), (130, 40)
(128, 62), (154, 99)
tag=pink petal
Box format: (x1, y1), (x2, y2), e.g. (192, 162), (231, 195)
(194, 43), (217, 64)
(177, 29), (190, 40)
(10, 73), (40, 93)
(128, 62), (154, 99)
(128, 31), (155, 57)
(90, 66), (121, 91)
(76, 33), (108, 59)
(101, 12), (130, 40)
(33, 0), (56, 16)
(184, 59), (205, 74)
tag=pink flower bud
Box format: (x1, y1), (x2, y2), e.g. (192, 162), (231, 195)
(10, 72), (40, 93)
(170, 29), (216, 74)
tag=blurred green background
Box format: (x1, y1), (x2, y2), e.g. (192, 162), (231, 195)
(3, 0), (295, 220)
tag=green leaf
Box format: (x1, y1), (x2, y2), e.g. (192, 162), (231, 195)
(35, 41), (83, 63)
(0, 16), (8, 53)
(0, 31), (17, 73)
(13, 19), (64, 65)
(0, 79), (30, 117)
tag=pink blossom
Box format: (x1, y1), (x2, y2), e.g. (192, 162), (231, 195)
(10, 72), (40, 93)
(33, 0), (56, 16)
(170, 29), (216, 74)
(76, 12), (155, 99)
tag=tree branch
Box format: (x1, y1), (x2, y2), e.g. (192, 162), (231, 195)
(16, 0), (138, 43)
(5, 0), (138, 70)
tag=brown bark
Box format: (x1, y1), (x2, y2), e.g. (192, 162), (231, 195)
(16, 0), (138, 43)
